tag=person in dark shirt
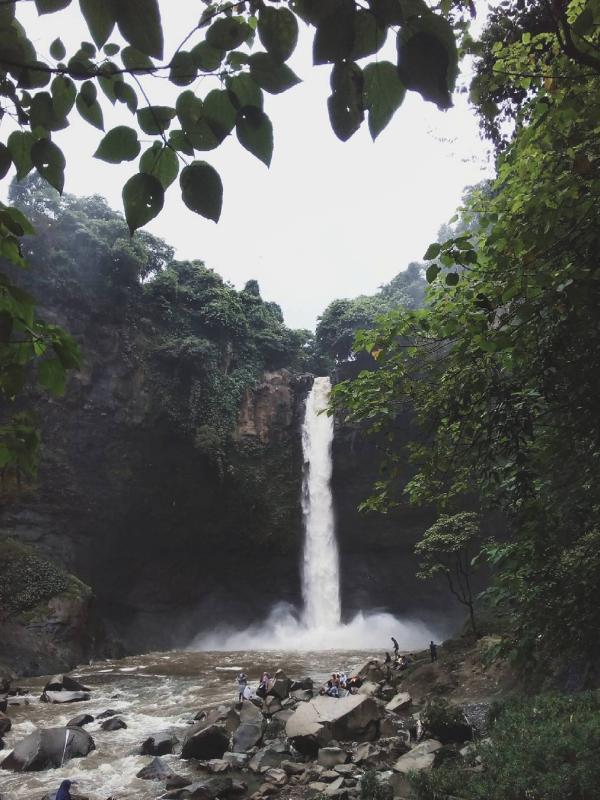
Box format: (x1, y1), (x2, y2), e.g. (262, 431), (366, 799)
(56, 780), (74, 800)
(430, 641), (438, 662)
(391, 636), (399, 659)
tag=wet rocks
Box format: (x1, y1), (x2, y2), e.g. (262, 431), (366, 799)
(0, 712), (11, 737)
(223, 752), (250, 768)
(181, 723), (230, 760)
(385, 692), (412, 714)
(1, 726), (95, 772)
(42, 675), (90, 694)
(207, 758), (230, 773)
(232, 701), (266, 753)
(163, 775), (233, 799)
(96, 709), (117, 719)
(41, 691), (90, 704)
(100, 717), (126, 731)
(67, 714), (94, 728)
(352, 742), (381, 766)
(140, 731), (178, 756)
(136, 756), (180, 781)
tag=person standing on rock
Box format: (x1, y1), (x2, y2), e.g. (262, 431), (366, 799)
(237, 672), (247, 702)
(430, 641), (438, 662)
(391, 636), (400, 659)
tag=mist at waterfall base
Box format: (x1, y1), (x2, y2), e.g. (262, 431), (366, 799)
(193, 378), (442, 653)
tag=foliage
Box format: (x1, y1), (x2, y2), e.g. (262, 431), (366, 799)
(360, 769), (392, 800)
(331, 0), (600, 666)
(411, 692), (600, 800)
(415, 512), (483, 635)
(0, 537), (68, 618)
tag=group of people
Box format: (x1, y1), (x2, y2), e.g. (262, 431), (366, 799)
(236, 670), (274, 702)
(385, 636), (439, 669)
(319, 671), (363, 698)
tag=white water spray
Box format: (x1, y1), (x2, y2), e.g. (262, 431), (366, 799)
(193, 377), (443, 651)
(301, 377), (340, 629)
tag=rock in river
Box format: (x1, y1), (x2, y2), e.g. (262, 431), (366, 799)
(136, 756), (181, 781)
(100, 717), (126, 731)
(163, 775), (233, 799)
(1, 726), (95, 772)
(181, 723), (230, 760)
(286, 695), (381, 755)
(141, 730), (178, 755)
(41, 691), (90, 705)
(67, 714), (94, 728)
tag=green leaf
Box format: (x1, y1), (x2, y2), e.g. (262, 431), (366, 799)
(327, 62), (364, 142)
(7, 131), (34, 180)
(227, 73), (263, 110)
(31, 138), (66, 193)
(180, 160), (223, 222)
(248, 53), (301, 95)
(51, 75), (77, 117)
(50, 37), (66, 60)
(114, 81), (138, 112)
(17, 61), (52, 91)
(368, 0), (404, 25)
(236, 106), (273, 166)
(122, 172), (164, 234)
(79, 0), (116, 49)
(140, 142), (179, 189)
(76, 85), (104, 129)
(206, 17), (252, 50)
(445, 272), (459, 286)
(396, 11), (458, 109)
(168, 129), (194, 156)
(424, 242), (441, 260)
(191, 41), (224, 73)
(2, 207), (35, 236)
(104, 43), (120, 56)
(116, 0), (163, 59)
(351, 10), (386, 60)
(94, 125), (140, 163)
(426, 263), (440, 283)
(314, 1), (355, 65)
(121, 45), (154, 71)
(362, 60), (405, 139)
(38, 358), (67, 395)
(203, 89), (237, 142)
(258, 6), (299, 63)
(169, 51), (197, 87)
(137, 105), (176, 135)
(2, 364), (26, 398)
(29, 92), (62, 132)
(35, 0), (72, 14)
(0, 144), (12, 180)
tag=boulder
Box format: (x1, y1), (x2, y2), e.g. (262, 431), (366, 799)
(264, 696), (282, 715)
(264, 708), (293, 739)
(136, 756), (180, 781)
(385, 692), (412, 714)
(195, 705), (240, 733)
(1, 726), (94, 772)
(223, 752), (250, 768)
(290, 678), (313, 692)
(318, 747), (349, 768)
(357, 660), (387, 684)
(249, 743), (291, 773)
(232, 702), (265, 753)
(352, 742), (381, 765)
(163, 776), (233, 799)
(392, 739), (442, 789)
(41, 691), (90, 704)
(291, 689), (313, 702)
(207, 758), (230, 773)
(286, 695), (381, 755)
(324, 777), (345, 795)
(96, 709), (117, 719)
(281, 760), (305, 776)
(378, 684), (396, 702)
(67, 714), (94, 728)
(267, 670), (292, 701)
(333, 764), (355, 776)
(100, 717), (126, 731)
(357, 682), (378, 698)
(181, 723), (230, 761)
(140, 731), (178, 756)
(42, 675), (90, 695)
(0, 713), (11, 737)
(264, 767), (287, 786)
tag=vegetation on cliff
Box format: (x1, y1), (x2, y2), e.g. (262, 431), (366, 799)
(331, 0), (600, 676)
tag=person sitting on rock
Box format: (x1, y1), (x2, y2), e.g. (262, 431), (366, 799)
(237, 672), (248, 702)
(384, 651), (391, 664)
(256, 671), (271, 698)
(398, 655), (408, 670)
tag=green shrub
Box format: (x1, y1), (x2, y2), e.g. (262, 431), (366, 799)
(411, 693), (600, 800)
(0, 538), (68, 616)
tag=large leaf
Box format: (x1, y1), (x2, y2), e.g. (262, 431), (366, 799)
(203, 89), (237, 142)
(50, 37), (66, 60)
(139, 143), (179, 189)
(248, 53), (301, 95)
(313, 0), (355, 65)
(137, 105), (176, 135)
(169, 51), (197, 87)
(258, 6), (298, 63)
(368, 0), (404, 25)
(79, 0), (116, 49)
(94, 125), (140, 163)
(51, 75), (77, 117)
(351, 9), (386, 60)
(31, 138), (66, 193)
(7, 131), (34, 180)
(122, 172), (164, 234)
(362, 60), (405, 139)
(191, 41), (224, 73)
(227, 74), (263, 110)
(206, 17), (252, 50)
(180, 160), (223, 222)
(236, 106), (273, 166)
(121, 45), (154, 71)
(35, 0), (72, 14)
(114, 82), (138, 112)
(327, 62), (364, 141)
(38, 358), (67, 396)
(116, 0), (163, 59)
(396, 12), (457, 109)
(76, 85), (104, 130)
(0, 144), (11, 180)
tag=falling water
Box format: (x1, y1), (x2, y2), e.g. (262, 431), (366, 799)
(301, 376), (341, 628)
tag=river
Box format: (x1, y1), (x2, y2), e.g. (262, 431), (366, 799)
(2, 648), (382, 800)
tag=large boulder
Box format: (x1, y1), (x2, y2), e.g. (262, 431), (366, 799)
(232, 701), (265, 753)
(0, 713), (11, 737)
(67, 714), (94, 728)
(163, 776), (233, 799)
(285, 695), (381, 755)
(392, 739), (442, 791)
(267, 670), (292, 701)
(41, 691), (90, 704)
(181, 723), (230, 760)
(141, 731), (178, 756)
(100, 717), (126, 731)
(195, 705), (240, 733)
(290, 678), (313, 692)
(1, 726), (95, 771)
(136, 756), (180, 781)
(249, 743), (291, 773)
(42, 675), (90, 695)
(357, 660), (387, 684)
(317, 747), (348, 768)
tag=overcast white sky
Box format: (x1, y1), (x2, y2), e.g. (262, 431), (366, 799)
(14, 1), (493, 329)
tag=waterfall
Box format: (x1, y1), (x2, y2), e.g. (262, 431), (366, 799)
(301, 377), (341, 629)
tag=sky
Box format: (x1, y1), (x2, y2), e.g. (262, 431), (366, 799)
(13, 1), (493, 329)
